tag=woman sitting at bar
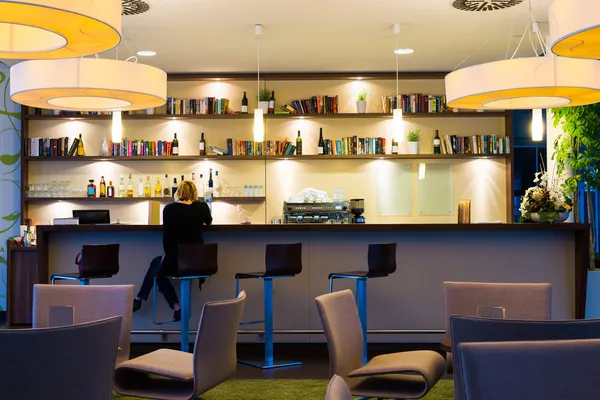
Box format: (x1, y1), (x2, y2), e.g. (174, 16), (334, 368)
(133, 180), (212, 321)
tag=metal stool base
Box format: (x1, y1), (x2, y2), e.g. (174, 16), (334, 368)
(238, 359), (302, 370)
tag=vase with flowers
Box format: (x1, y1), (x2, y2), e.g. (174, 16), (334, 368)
(519, 170), (573, 223)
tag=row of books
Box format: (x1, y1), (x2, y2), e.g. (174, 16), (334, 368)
(382, 94), (448, 114)
(440, 134), (511, 155)
(281, 95), (339, 114)
(166, 97), (230, 115)
(210, 140), (298, 156)
(25, 137), (79, 157)
(110, 140), (174, 156)
(325, 137), (387, 156)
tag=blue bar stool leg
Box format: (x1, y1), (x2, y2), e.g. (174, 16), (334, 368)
(51, 277), (56, 284)
(180, 279), (191, 353)
(329, 277), (334, 293)
(264, 278), (274, 367)
(356, 278), (368, 365)
(152, 276), (158, 324)
(80, 279), (89, 286)
(235, 277), (240, 297)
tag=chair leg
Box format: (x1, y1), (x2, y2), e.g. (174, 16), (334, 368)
(264, 278), (274, 366)
(79, 279), (89, 286)
(329, 276), (334, 293)
(151, 276), (158, 323)
(51, 276), (56, 284)
(356, 278), (368, 365)
(180, 279), (192, 353)
(235, 277), (240, 297)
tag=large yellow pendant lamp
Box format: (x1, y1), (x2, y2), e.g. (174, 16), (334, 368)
(549, 0), (600, 59)
(0, 0), (121, 59)
(10, 58), (167, 111)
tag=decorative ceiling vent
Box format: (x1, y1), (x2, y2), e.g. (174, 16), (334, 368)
(122, 0), (150, 16)
(451, 0), (523, 11)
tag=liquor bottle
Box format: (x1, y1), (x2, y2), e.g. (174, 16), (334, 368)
(107, 181), (115, 198)
(268, 91), (275, 114)
(241, 92), (248, 114)
(213, 170), (220, 197)
(99, 176), (106, 197)
(77, 133), (85, 156)
(118, 175), (126, 198)
(318, 128), (324, 155)
(392, 140), (399, 155)
(172, 133), (179, 156)
(87, 179), (96, 198)
(192, 172), (196, 186)
(181, 174), (185, 183)
(296, 130), (303, 155)
(154, 177), (162, 197)
(199, 173), (204, 194)
(126, 174), (134, 198)
(208, 168), (214, 194)
(144, 176), (151, 198)
(172, 177), (178, 198)
(137, 172), (144, 197)
(433, 130), (441, 155)
(163, 174), (170, 197)
(199, 132), (206, 156)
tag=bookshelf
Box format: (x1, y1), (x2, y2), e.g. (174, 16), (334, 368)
(24, 196), (266, 204)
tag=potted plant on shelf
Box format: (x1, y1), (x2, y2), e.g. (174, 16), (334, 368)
(258, 88), (271, 113)
(518, 169), (572, 223)
(356, 90), (368, 113)
(407, 129), (420, 154)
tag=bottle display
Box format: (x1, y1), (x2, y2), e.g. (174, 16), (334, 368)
(433, 130), (441, 155)
(392, 140), (399, 155)
(100, 133), (109, 156)
(87, 179), (96, 198)
(126, 174), (134, 198)
(241, 92), (248, 114)
(163, 174), (170, 197)
(192, 172), (196, 186)
(199, 132), (206, 156)
(118, 175), (126, 198)
(199, 174), (204, 194)
(318, 128), (324, 155)
(137, 173), (144, 197)
(154, 177), (162, 197)
(107, 181), (115, 198)
(268, 91), (275, 114)
(296, 130), (303, 155)
(214, 170), (220, 197)
(144, 176), (151, 198)
(172, 177), (178, 198)
(77, 133), (85, 156)
(208, 168), (214, 194)
(99, 176), (106, 198)
(172, 133), (179, 156)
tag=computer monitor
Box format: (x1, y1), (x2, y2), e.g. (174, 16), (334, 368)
(72, 209), (110, 225)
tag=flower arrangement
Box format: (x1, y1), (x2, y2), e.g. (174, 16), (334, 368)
(519, 170), (573, 223)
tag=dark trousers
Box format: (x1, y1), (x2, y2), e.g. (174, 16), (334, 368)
(137, 256), (179, 309)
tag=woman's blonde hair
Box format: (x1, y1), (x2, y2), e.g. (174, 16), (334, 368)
(175, 180), (198, 202)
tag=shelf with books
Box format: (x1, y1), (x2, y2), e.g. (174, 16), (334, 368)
(265, 154), (510, 160)
(23, 155), (265, 162)
(24, 196), (266, 204)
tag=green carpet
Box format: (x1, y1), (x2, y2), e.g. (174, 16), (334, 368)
(113, 378), (454, 400)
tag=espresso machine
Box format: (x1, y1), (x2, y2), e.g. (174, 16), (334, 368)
(350, 199), (365, 224)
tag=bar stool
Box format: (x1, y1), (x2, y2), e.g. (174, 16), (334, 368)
(329, 243), (397, 364)
(152, 243), (218, 352)
(235, 243), (303, 369)
(51, 244), (119, 285)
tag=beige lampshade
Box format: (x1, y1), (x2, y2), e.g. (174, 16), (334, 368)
(550, 0), (600, 59)
(445, 56), (600, 110)
(0, 0), (121, 59)
(10, 58), (167, 111)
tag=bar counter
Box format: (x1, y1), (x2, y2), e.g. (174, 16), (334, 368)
(35, 223), (589, 343)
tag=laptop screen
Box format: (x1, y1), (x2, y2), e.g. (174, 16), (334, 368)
(72, 209), (110, 225)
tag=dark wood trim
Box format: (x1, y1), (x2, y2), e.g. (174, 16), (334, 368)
(20, 107), (28, 225)
(6, 242), (40, 326)
(166, 71), (449, 81)
(24, 196), (266, 204)
(505, 111), (515, 222)
(575, 228), (591, 319)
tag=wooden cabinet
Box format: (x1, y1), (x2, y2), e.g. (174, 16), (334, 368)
(7, 246), (39, 326)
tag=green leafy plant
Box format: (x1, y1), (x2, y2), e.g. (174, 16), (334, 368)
(407, 128), (421, 142)
(259, 88), (272, 102)
(357, 90), (368, 102)
(552, 104), (600, 270)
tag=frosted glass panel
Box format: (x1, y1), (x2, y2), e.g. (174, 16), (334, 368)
(376, 163), (412, 216)
(418, 164), (454, 215)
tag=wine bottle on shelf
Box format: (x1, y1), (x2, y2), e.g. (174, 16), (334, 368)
(163, 174), (170, 197)
(126, 174), (134, 198)
(214, 170), (220, 197)
(296, 131), (303, 155)
(99, 176), (106, 198)
(392, 140), (399, 155)
(77, 133), (85, 156)
(241, 92), (248, 114)
(199, 174), (204, 195)
(268, 91), (275, 114)
(87, 180), (96, 198)
(433, 130), (441, 155)
(199, 132), (206, 156)
(172, 177), (178, 198)
(144, 176), (151, 198)
(137, 173), (144, 197)
(181, 174), (185, 183)
(118, 175), (126, 198)
(318, 128), (325, 155)
(107, 181), (115, 198)
(208, 168), (214, 194)
(154, 177), (162, 197)
(192, 172), (196, 185)
(172, 133), (179, 156)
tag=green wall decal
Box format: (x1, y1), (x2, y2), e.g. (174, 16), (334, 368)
(0, 63), (22, 311)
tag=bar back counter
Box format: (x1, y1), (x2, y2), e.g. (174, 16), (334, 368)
(31, 223), (588, 344)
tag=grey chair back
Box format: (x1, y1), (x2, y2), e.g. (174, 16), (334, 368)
(193, 291), (247, 396)
(0, 316), (122, 400)
(315, 289), (364, 378)
(459, 339), (600, 400)
(326, 374), (353, 400)
(451, 316), (600, 400)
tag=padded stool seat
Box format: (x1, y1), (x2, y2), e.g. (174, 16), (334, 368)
(51, 244), (119, 285)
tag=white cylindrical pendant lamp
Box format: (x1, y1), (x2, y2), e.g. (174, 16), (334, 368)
(112, 111), (123, 143)
(392, 108), (404, 143)
(550, 0), (600, 59)
(531, 109), (544, 142)
(253, 109), (265, 143)
(10, 58), (167, 111)
(445, 56), (600, 110)
(0, 0), (121, 59)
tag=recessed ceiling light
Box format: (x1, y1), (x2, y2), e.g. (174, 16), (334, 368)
(137, 50), (156, 57)
(394, 48), (414, 55)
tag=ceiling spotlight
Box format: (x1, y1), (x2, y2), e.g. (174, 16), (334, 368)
(394, 49), (414, 55)
(136, 50), (156, 57)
